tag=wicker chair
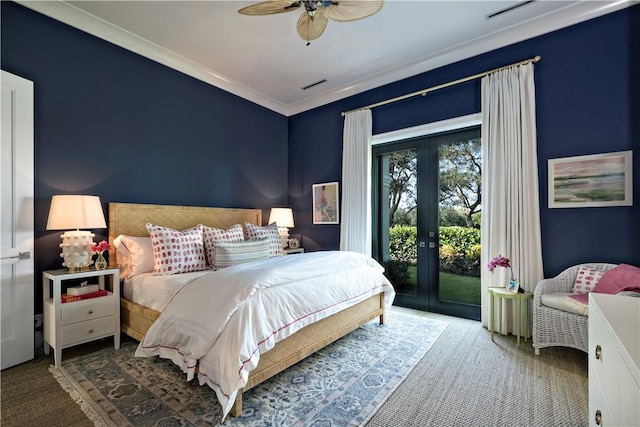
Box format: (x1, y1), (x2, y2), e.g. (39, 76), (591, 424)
(533, 263), (617, 355)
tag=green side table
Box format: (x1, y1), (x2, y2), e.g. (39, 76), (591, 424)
(488, 286), (533, 348)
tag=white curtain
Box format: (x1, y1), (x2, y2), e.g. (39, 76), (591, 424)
(340, 109), (372, 255)
(480, 63), (544, 334)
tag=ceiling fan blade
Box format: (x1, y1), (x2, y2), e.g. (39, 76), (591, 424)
(297, 10), (328, 42)
(238, 0), (301, 16)
(322, 0), (383, 22)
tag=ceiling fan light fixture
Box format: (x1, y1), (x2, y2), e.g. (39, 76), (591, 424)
(239, 0), (384, 43)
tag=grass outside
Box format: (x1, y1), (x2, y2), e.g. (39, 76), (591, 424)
(405, 266), (481, 306)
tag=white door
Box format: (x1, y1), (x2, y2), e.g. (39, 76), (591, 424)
(1, 70), (35, 369)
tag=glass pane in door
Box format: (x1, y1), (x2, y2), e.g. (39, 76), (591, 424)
(436, 137), (482, 306)
(379, 148), (418, 297)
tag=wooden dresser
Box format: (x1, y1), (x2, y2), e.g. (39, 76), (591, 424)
(588, 293), (640, 426)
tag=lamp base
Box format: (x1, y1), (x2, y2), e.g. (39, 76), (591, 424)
(66, 266), (91, 273)
(59, 230), (95, 270)
(277, 227), (290, 249)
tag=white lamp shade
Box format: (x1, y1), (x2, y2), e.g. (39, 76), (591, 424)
(268, 208), (294, 228)
(46, 195), (107, 230)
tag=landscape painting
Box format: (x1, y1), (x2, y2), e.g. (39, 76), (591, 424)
(548, 151), (632, 208)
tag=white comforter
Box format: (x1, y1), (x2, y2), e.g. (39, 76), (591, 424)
(135, 251), (395, 420)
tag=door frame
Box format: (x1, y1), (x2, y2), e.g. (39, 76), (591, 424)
(372, 121), (481, 320)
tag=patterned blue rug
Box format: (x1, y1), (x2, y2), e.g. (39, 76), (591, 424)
(51, 309), (447, 427)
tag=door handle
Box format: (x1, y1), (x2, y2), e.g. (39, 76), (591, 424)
(1, 251), (31, 260)
(418, 242), (438, 249)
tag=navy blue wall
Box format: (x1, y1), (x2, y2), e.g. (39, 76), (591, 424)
(1, 2), (288, 312)
(289, 6), (640, 276)
(2, 3), (639, 314)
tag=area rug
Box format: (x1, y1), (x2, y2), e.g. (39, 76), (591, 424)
(51, 310), (447, 427)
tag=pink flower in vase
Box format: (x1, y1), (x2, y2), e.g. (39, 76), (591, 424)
(91, 240), (111, 255)
(488, 255), (516, 282)
(92, 240), (111, 269)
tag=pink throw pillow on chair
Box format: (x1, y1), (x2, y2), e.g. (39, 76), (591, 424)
(593, 264), (640, 294)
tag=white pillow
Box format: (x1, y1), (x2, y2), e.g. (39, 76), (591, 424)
(113, 235), (154, 279)
(212, 239), (270, 269)
(541, 293), (588, 316)
(572, 267), (606, 293)
(146, 223), (207, 275)
(202, 224), (245, 267)
(244, 222), (283, 258)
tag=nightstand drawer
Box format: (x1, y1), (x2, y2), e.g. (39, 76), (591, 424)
(62, 316), (116, 346)
(61, 295), (115, 325)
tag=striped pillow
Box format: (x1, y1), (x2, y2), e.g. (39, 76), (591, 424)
(244, 222), (283, 257)
(213, 239), (270, 269)
(202, 224), (245, 267)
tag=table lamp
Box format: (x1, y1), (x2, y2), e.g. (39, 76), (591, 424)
(268, 207), (294, 249)
(46, 195), (107, 271)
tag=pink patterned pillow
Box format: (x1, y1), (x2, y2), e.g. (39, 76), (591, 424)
(244, 222), (283, 258)
(572, 267), (606, 293)
(146, 223), (207, 275)
(202, 224), (245, 267)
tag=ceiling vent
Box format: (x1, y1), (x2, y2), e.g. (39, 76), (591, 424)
(486, 0), (535, 20)
(302, 79), (327, 91)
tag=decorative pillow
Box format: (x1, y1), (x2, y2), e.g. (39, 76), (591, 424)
(244, 222), (283, 258)
(572, 267), (606, 293)
(593, 263), (640, 295)
(542, 293), (588, 316)
(113, 235), (154, 279)
(202, 224), (245, 267)
(146, 223), (207, 275)
(212, 239), (270, 269)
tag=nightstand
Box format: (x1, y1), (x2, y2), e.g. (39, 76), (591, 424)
(43, 267), (120, 367)
(284, 248), (304, 255)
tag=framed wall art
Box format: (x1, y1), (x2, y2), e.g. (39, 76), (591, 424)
(548, 150), (633, 208)
(313, 182), (339, 224)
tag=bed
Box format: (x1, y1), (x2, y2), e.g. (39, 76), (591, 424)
(107, 202), (394, 420)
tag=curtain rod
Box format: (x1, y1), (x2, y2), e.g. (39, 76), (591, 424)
(341, 55), (541, 116)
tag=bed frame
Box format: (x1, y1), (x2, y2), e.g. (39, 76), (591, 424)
(107, 202), (385, 416)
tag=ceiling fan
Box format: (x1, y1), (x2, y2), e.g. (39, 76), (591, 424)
(238, 0), (384, 45)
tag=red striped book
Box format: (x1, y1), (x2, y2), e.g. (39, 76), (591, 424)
(61, 289), (108, 303)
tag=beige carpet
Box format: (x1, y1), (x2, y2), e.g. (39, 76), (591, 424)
(367, 307), (588, 426)
(1, 340), (106, 427)
(2, 307), (587, 427)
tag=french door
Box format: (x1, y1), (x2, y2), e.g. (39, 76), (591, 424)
(373, 126), (481, 320)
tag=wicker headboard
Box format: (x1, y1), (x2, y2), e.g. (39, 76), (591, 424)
(107, 202), (262, 267)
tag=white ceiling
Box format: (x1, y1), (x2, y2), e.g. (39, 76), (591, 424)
(19, 1), (633, 116)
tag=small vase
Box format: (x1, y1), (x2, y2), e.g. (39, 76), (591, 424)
(95, 253), (107, 270)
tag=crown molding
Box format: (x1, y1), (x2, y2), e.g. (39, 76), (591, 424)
(288, 0), (634, 115)
(16, 0), (289, 115)
(16, 1), (634, 117)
